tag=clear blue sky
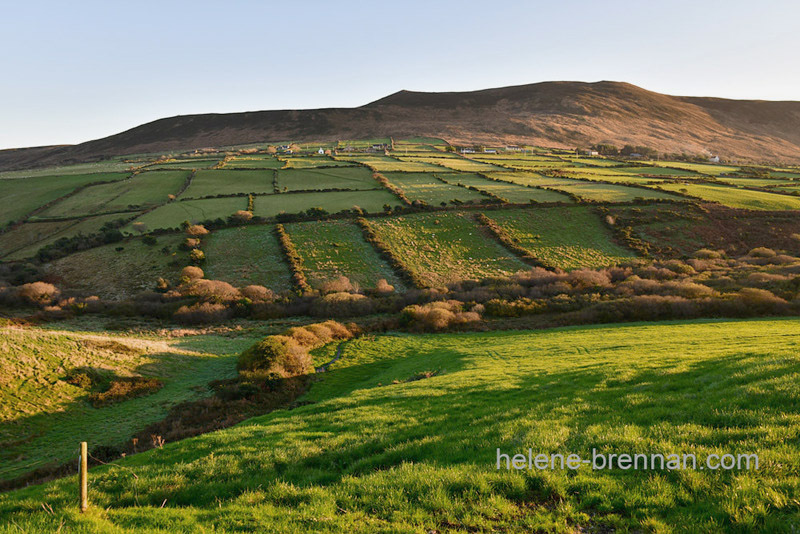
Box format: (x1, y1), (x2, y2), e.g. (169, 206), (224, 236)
(1, 0), (797, 149)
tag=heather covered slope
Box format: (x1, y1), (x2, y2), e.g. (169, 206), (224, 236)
(3, 81), (800, 170)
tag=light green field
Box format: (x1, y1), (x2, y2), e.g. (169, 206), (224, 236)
(336, 138), (391, 148)
(563, 171), (670, 186)
(549, 181), (681, 202)
(0, 327), (256, 483)
(3, 318), (799, 531)
(0, 173), (130, 226)
(276, 167), (377, 192)
(224, 156), (284, 170)
(488, 171), (582, 188)
(398, 156), (505, 172)
(370, 211), (528, 286)
(618, 166), (700, 176)
(487, 206), (637, 270)
(338, 155), (450, 173)
(130, 197), (248, 230)
(147, 159), (220, 170)
(563, 157), (626, 167)
(202, 226), (293, 291)
(439, 173), (573, 203)
(182, 170), (273, 198)
(383, 172), (488, 205)
(714, 176), (796, 188)
(286, 220), (404, 290)
(651, 162), (741, 175)
(253, 189), (402, 218)
(654, 182), (800, 210)
(7, 213), (137, 261)
(38, 171), (189, 218)
(280, 156), (355, 169)
(0, 161), (139, 179)
(46, 233), (187, 299)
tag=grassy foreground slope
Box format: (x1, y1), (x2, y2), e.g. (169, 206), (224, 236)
(0, 327), (257, 483)
(2, 318), (799, 532)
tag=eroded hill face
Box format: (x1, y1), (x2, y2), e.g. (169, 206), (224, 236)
(3, 81), (800, 171)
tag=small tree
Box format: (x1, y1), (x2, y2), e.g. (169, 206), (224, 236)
(186, 224), (209, 237)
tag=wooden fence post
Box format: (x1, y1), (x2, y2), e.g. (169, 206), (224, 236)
(79, 441), (88, 512)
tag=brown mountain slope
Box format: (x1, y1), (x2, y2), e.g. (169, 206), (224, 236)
(2, 81), (799, 170)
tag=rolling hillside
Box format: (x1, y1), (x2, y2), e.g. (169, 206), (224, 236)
(3, 81), (800, 171)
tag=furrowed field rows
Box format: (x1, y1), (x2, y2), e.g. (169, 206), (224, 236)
(382, 172), (487, 205)
(253, 189), (402, 218)
(486, 206), (637, 270)
(38, 171), (190, 218)
(286, 220), (405, 290)
(276, 167), (377, 192)
(182, 170), (273, 198)
(0, 172), (131, 226)
(369, 211), (529, 286)
(437, 173), (573, 203)
(130, 197), (248, 231)
(653, 182), (800, 210)
(202, 226), (293, 291)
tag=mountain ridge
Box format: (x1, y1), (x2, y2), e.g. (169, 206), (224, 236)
(2, 80), (800, 170)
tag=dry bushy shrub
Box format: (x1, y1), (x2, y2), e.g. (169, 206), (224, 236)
(183, 279), (241, 302)
(186, 224), (209, 237)
(17, 282), (60, 305)
(231, 210), (253, 223)
(745, 272), (789, 285)
(240, 285), (274, 302)
(735, 288), (787, 311)
(659, 260), (696, 275)
(401, 300), (482, 331)
(694, 249), (724, 259)
(320, 275), (359, 295)
(567, 269), (611, 289)
(89, 377), (163, 407)
(748, 247), (777, 258)
(184, 238), (201, 249)
(237, 335), (311, 377)
(310, 292), (376, 317)
(181, 266), (204, 281)
(173, 302), (233, 324)
(286, 320), (356, 349)
(189, 249), (206, 264)
(374, 279), (395, 295)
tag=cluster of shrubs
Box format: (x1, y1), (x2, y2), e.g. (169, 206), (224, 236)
(400, 300), (482, 331)
(356, 217), (424, 288)
(274, 224), (311, 293)
(64, 367), (163, 407)
(35, 218), (128, 262)
(237, 320), (358, 379)
(372, 172), (411, 205)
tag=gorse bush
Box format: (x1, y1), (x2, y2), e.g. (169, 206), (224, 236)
(17, 282), (60, 305)
(401, 300), (482, 331)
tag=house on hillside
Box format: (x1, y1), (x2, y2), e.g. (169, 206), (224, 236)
(460, 148), (475, 154)
(483, 148), (498, 154)
(709, 155), (720, 163)
(318, 147), (325, 155)
(580, 149), (599, 156)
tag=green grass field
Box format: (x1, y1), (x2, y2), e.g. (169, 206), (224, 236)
(276, 167), (377, 192)
(652, 162), (741, 176)
(383, 172), (488, 205)
(181, 170), (273, 198)
(285, 220), (404, 290)
(0, 173), (131, 226)
(0, 220), (78, 258)
(280, 156), (355, 169)
(338, 155), (450, 173)
(129, 197), (248, 231)
(0, 327), (257, 483)
(7, 213), (138, 261)
(147, 159), (220, 170)
(486, 206), (637, 270)
(38, 171), (189, 218)
(487, 172), (679, 202)
(397, 156), (505, 173)
(224, 156), (284, 170)
(370, 211), (529, 286)
(438, 173), (573, 203)
(46, 234), (187, 299)
(253, 190), (401, 218)
(654, 182), (800, 210)
(202, 226), (293, 291)
(2, 318), (799, 531)
(0, 161), (139, 180)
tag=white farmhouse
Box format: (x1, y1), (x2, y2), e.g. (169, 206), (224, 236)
(318, 147), (324, 155)
(709, 155), (720, 163)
